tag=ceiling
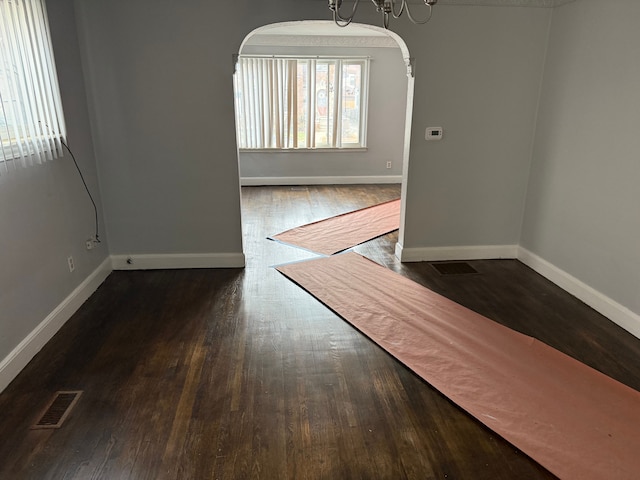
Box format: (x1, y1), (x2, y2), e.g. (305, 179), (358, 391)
(307, 0), (576, 6)
(257, 0), (577, 38)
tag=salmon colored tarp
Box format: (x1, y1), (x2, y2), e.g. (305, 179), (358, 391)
(276, 252), (640, 480)
(270, 198), (401, 256)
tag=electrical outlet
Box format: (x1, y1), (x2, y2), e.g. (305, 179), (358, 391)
(67, 256), (75, 272)
(86, 235), (98, 250)
(386, 161), (392, 169)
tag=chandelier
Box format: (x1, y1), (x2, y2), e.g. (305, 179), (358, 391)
(328, 0), (438, 29)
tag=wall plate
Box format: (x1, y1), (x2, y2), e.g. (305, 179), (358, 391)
(426, 127), (443, 141)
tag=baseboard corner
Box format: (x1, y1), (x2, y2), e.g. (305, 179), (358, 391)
(517, 247), (640, 340)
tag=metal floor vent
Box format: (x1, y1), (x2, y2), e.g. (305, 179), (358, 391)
(290, 186), (309, 191)
(430, 261), (479, 276)
(32, 391), (82, 429)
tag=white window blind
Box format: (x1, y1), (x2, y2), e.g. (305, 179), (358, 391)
(0, 0), (66, 173)
(234, 56), (368, 150)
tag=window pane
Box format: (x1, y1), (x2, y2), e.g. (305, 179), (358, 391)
(341, 62), (362, 145)
(0, 0), (67, 165)
(234, 56), (368, 150)
(296, 61), (308, 148)
(0, 61), (20, 145)
(328, 62), (337, 147)
(315, 62), (330, 147)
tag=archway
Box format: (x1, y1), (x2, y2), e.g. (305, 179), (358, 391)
(235, 21), (415, 261)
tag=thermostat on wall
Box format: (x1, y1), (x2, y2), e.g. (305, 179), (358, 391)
(425, 127), (443, 141)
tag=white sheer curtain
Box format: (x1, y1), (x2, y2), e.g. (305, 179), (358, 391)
(0, 0), (66, 173)
(235, 56), (368, 150)
(234, 57), (297, 149)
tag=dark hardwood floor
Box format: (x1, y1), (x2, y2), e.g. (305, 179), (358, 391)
(1, 184), (639, 479)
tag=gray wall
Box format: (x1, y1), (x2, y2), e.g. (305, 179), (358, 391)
(399, 5), (552, 249)
(0, 0), (107, 363)
(522, 0), (640, 316)
(75, 0), (550, 257)
(238, 43), (408, 181)
(74, 0), (252, 256)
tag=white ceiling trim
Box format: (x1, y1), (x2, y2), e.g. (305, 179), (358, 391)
(246, 34), (398, 48)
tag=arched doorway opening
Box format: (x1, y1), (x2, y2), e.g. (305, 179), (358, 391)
(235, 21), (415, 262)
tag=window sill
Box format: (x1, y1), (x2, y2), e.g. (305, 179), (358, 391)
(239, 147), (368, 154)
(1, 135), (64, 162)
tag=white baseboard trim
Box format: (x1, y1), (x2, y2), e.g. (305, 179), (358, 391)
(0, 257), (112, 394)
(517, 247), (640, 339)
(241, 175), (403, 186)
(395, 243), (519, 262)
(111, 253), (246, 270)
(394, 242), (640, 338)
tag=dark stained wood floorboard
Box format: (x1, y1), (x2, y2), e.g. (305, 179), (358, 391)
(1, 184), (639, 479)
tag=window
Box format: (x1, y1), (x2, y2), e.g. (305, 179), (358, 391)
(234, 56), (369, 150)
(0, 0), (66, 171)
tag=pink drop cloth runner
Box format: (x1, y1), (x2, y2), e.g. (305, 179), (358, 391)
(276, 252), (640, 480)
(270, 198), (400, 256)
